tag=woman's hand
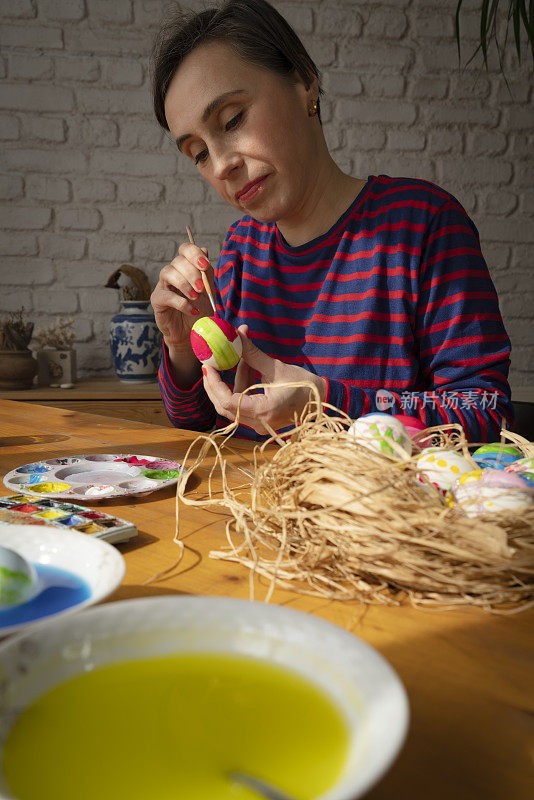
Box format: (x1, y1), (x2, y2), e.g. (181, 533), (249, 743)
(150, 242), (214, 350)
(202, 326), (327, 434)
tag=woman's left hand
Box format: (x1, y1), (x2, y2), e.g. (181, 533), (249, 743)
(201, 326), (327, 434)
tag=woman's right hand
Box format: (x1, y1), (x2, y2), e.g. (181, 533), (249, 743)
(150, 242), (214, 350)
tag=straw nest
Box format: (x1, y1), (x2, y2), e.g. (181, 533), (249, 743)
(175, 383), (534, 612)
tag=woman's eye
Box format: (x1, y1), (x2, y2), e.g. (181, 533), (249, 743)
(225, 110), (244, 132)
(194, 150), (208, 165)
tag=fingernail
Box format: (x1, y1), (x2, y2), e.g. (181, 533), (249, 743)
(195, 279), (204, 292)
(191, 308), (199, 316)
(198, 257), (210, 269)
(190, 289), (198, 299)
(201, 366), (207, 376)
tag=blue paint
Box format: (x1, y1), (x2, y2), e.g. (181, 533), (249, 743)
(17, 464), (50, 474)
(57, 514), (85, 526)
(0, 564), (91, 628)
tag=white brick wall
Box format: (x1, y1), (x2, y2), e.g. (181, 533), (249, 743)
(0, 0), (532, 384)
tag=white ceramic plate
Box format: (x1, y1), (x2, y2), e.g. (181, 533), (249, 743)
(0, 525), (125, 636)
(3, 453), (183, 500)
(0, 596), (408, 800)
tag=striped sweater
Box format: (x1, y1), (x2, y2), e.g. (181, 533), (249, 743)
(159, 175), (513, 441)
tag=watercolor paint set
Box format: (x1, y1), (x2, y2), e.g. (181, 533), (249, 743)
(3, 453), (184, 501)
(0, 495), (137, 545)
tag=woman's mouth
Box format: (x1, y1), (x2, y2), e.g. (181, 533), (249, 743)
(235, 174), (271, 205)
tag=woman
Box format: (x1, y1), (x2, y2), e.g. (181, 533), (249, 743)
(150, 0), (512, 441)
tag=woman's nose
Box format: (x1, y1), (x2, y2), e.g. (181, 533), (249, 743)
(211, 146), (243, 181)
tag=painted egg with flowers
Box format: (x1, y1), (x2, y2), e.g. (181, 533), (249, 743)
(190, 316), (242, 370)
(504, 457), (534, 475)
(347, 413), (412, 458)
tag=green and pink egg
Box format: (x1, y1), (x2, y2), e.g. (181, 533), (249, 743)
(190, 317), (242, 370)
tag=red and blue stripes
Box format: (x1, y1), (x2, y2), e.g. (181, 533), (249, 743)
(159, 175), (512, 441)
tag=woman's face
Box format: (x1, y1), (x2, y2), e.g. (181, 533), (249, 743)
(164, 41), (319, 224)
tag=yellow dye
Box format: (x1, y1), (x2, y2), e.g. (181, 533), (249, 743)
(3, 652), (350, 800)
(28, 482), (70, 493)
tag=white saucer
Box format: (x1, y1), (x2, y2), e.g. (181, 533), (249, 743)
(0, 525), (125, 636)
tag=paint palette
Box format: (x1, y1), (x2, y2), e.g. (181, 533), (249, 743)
(0, 495), (137, 545)
(3, 454), (184, 501)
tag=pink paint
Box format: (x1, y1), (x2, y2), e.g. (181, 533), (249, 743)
(190, 328), (213, 361)
(215, 317), (239, 342)
(146, 459), (181, 470)
(116, 456), (154, 466)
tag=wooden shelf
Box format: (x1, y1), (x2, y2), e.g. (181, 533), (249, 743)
(0, 378), (171, 426)
(0, 378), (162, 401)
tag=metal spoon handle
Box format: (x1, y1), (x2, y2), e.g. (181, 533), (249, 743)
(230, 771), (300, 800)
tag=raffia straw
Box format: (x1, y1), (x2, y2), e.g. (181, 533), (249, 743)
(175, 382), (534, 612)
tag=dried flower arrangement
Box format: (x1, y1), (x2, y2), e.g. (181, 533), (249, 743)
(0, 309), (34, 351)
(33, 317), (75, 351)
(105, 265), (151, 301)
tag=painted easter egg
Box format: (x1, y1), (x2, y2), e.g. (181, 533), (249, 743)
(518, 472), (534, 488)
(392, 414), (427, 438)
(451, 469), (534, 518)
(190, 316), (242, 370)
(415, 448), (473, 493)
(504, 456), (534, 475)
(0, 545), (37, 606)
(348, 413), (412, 458)
(471, 444), (523, 470)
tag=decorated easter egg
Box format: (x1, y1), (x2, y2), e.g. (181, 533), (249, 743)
(0, 545), (37, 606)
(348, 412), (412, 458)
(518, 472), (534, 488)
(190, 316), (242, 370)
(415, 448), (473, 493)
(471, 444), (523, 470)
(451, 469), (534, 518)
(504, 456), (534, 474)
(392, 414), (427, 438)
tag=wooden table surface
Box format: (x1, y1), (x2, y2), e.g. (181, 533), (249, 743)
(0, 399), (532, 800)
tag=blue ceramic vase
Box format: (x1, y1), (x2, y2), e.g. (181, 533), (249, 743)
(109, 301), (162, 383)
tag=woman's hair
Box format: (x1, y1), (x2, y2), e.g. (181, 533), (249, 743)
(152, 0), (322, 129)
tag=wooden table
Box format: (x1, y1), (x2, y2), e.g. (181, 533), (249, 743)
(0, 399), (532, 800)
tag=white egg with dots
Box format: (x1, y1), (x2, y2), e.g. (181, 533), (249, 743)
(415, 448), (473, 494)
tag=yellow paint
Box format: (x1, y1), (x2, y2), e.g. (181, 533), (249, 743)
(450, 465), (460, 474)
(3, 652), (350, 800)
(437, 459), (448, 468)
(34, 509), (65, 520)
(28, 482), (70, 493)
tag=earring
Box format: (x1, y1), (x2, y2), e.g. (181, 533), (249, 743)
(308, 100), (318, 117)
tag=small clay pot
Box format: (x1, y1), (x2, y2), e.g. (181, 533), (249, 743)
(0, 350), (37, 390)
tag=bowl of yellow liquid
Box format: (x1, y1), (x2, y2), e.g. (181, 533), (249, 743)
(0, 597), (408, 800)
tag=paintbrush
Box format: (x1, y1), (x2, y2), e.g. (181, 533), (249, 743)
(186, 225), (217, 315)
